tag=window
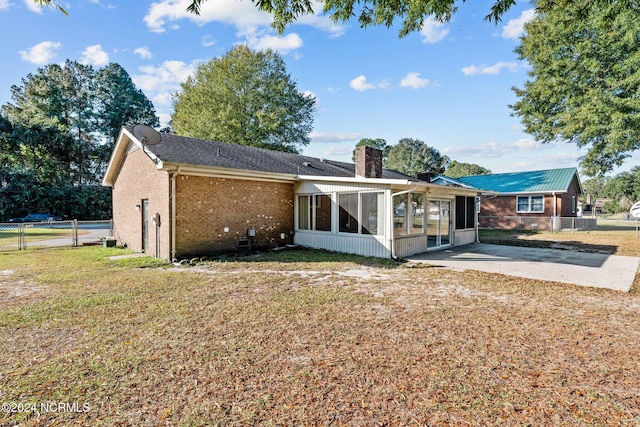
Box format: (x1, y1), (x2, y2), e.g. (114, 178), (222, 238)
(361, 192), (384, 235)
(298, 194), (332, 231)
(516, 195), (544, 213)
(298, 195), (310, 230)
(315, 195), (331, 231)
(299, 191), (384, 236)
(410, 193), (424, 234)
(455, 196), (476, 230)
(393, 192), (426, 236)
(393, 194), (408, 236)
(339, 193), (359, 233)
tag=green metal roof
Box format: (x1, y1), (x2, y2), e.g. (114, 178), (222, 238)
(453, 167), (580, 194)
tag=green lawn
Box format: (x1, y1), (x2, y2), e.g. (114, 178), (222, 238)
(1, 243), (639, 425)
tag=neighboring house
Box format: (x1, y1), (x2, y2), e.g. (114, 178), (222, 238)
(102, 127), (479, 260)
(432, 168), (583, 231)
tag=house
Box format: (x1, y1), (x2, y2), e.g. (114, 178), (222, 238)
(432, 168), (583, 231)
(102, 127), (480, 260)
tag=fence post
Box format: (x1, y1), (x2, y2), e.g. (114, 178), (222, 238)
(72, 219), (78, 246)
(19, 224), (25, 250)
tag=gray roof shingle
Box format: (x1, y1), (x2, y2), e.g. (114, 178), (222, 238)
(145, 132), (418, 181)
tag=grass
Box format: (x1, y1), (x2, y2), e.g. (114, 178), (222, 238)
(1, 236), (640, 425)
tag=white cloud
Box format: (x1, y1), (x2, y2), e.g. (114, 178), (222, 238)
(462, 61), (524, 76)
(310, 131), (363, 143)
(0, 0), (10, 11)
(144, 0), (272, 33)
(443, 138), (555, 158)
(322, 145), (355, 157)
(132, 60), (197, 107)
(502, 9), (535, 39)
(23, 0), (42, 13)
(143, 0), (344, 40)
(350, 75), (375, 92)
(420, 17), (449, 44)
(349, 75), (389, 92)
(19, 41), (62, 64)
(201, 35), (216, 47)
(295, 4), (346, 38)
(134, 46), (152, 59)
(400, 72), (432, 89)
(80, 44), (109, 66)
(241, 29), (303, 54)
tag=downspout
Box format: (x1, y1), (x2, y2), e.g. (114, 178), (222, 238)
(390, 186), (418, 260)
(476, 195), (480, 243)
(553, 191), (557, 232)
(170, 167), (182, 261)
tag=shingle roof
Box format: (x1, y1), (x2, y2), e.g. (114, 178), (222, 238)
(452, 167), (580, 193)
(144, 132), (417, 181)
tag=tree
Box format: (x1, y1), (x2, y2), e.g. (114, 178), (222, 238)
(36, 0), (638, 38)
(445, 160), (491, 178)
(603, 166), (640, 212)
(94, 63), (159, 167)
(2, 60), (158, 184)
(95, 63), (159, 146)
(185, 0), (638, 37)
(351, 138), (390, 163)
(385, 138), (449, 177)
(1, 60), (157, 219)
(511, 3), (640, 176)
(581, 176), (608, 201)
(172, 45), (315, 153)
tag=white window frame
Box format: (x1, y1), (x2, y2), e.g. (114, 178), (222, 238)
(516, 195), (545, 213)
(297, 194), (332, 232)
(337, 190), (385, 236)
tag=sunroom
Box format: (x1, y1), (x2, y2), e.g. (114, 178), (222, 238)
(293, 177), (479, 259)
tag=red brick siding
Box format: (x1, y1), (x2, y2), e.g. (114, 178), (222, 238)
(174, 176), (294, 257)
(560, 180), (580, 216)
(478, 192), (578, 231)
(111, 148), (171, 258)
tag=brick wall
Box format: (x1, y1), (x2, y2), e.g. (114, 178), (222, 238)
(111, 147), (171, 258)
(174, 175), (294, 257)
(478, 193), (557, 230)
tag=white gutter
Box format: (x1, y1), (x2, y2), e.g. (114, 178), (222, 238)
(300, 175), (429, 187)
(160, 163), (297, 183)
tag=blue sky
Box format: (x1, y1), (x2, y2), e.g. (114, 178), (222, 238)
(0, 0), (635, 177)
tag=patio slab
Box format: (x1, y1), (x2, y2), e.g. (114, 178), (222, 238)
(406, 243), (640, 292)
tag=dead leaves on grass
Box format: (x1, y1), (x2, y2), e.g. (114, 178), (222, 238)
(1, 254), (640, 426)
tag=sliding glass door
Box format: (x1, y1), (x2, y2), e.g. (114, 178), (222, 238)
(427, 200), (451, 248)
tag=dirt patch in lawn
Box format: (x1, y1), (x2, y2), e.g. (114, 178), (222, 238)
(0, 269), (47, 308)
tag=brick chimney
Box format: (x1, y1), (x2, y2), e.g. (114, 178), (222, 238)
(417, 172), (435, 183)
(355, 146), (382, 178)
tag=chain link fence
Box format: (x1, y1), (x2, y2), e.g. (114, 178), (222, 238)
(479, 216), (598, 232)
(0, 220), (113, 252)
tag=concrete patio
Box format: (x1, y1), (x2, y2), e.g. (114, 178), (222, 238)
(407, 243), (640, 292)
